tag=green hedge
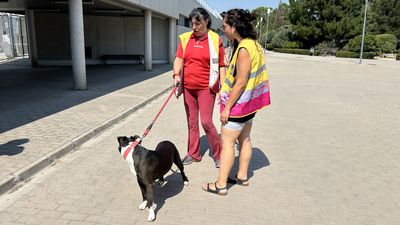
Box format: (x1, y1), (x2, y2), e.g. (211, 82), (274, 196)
(282, 41), (302, 49)
(336, 51), (358, 58)
(375, 34), (397, 53)
(273, 48), (311, 55)
(336, 51), (377, 59)
(346, 35), (379, 53)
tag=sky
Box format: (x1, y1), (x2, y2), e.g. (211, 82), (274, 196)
(209, 0), (289, 13)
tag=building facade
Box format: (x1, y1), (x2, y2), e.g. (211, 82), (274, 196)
(0, 0), (224, 89)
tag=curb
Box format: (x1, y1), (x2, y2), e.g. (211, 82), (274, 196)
(0, 85), (173, 196)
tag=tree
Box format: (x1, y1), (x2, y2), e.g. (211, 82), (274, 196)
(271, 25), (294, 48)
(288, 0), (364, 48)
(252, 3), (291, 46)
(269, 2), (291, 31)
(369, 0), (400, 43)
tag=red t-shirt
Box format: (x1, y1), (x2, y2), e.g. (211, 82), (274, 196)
(176, 33), (225, 89)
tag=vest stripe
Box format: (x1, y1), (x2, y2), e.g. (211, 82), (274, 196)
(234, 81), (270, 104)
(249, 64), (266, 80)
(221, 64), (267, 90)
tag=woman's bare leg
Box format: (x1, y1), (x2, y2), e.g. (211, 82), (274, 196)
(217, 126), (241, 188)
(236, 123), (253, 182)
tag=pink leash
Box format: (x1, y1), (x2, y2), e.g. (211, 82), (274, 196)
(141, 82), (180, 140)
(123, 82), (180, 159)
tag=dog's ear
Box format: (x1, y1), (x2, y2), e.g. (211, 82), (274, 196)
(117, 136), (128, 146)
(129, 135), (139, 140)
(129, 135), (141, 144)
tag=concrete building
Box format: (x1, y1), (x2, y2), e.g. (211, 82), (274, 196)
(0, 0), (223, 89)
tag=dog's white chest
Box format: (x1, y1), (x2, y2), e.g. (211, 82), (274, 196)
(127, 157), (136, 176)
(120, 145), (137, 176)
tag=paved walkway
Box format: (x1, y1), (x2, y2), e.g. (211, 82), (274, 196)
(0, 53), (399, 224)
(0, 60), (173, 195)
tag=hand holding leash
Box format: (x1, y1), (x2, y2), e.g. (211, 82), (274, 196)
(173, 74), (183, 99)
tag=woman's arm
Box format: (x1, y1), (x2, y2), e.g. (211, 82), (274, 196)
(220, 48), (251, 124)
(173, 40), (184, 83)
(219, 66), (226, 85)
(173, 57), (183, 83)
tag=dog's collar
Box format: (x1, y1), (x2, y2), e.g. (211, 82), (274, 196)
(120, 138), (141, 160)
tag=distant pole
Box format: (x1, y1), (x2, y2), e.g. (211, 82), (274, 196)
(359, 0), (368, 64)
(259, 17), (263, 44)
(265, 8), (271, 52)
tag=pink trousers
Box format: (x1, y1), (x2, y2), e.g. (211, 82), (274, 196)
(183, 88), (220, 161)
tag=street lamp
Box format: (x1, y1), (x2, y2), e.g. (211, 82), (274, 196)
(259, 17), (263, 43)
(359, 0), (368, 64)
(264, 8), (271, 52)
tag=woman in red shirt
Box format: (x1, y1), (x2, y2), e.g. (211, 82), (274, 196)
(173, 8), (226, 168)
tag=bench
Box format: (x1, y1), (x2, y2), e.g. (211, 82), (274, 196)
(101, 54), (144, 65)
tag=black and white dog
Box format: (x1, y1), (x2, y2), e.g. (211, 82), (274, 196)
(117, 135), (189, 222)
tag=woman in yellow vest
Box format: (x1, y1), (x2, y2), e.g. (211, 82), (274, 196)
(173, 8), (226, 168)
(202, 9), (271, 195)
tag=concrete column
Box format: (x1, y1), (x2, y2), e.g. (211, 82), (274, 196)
(168, 18), (176, 64)
(25, 10), (38, 67)
(144, 10), (152, 71)
(69, 0), (87, 90)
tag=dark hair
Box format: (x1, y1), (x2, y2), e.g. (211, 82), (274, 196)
(221, 9), (259, 62)
(189, 7), (212, 29)
(221, 9), (258, 40)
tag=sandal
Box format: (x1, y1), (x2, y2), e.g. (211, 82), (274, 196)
(202, 182), (228, 196)
(227, 175), (249, 186)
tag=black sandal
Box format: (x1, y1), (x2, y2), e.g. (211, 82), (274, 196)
(202, 182), (228, 196)
(227, 175), (249, 186)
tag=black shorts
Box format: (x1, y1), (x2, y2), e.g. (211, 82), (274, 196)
(228, 113), (256, 123)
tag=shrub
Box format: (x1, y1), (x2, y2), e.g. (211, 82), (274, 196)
(266, 43), (273, 50)
(362, 52), (378, 59)
(336, 51), (377, 59)
(346, 35), (378, 53)
(313, 50), (321, 56)
(313, 41), (338, 56)
(336, 51), (358, 58)
(283, 41), (302, 49)
(259, 30), (276, 48)
(375, 34), (397, 53)
(271, 25), (293, 48)
(273, 48), (311, 55)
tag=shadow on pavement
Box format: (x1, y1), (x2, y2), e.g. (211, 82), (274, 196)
(153, 170), (186, 215)
(199, 134), (271, 178)
(0, 60), (171, 133)
(199, 135), (214, 159)
(230, 147), (270, 180)
(0, 138), (29, 156)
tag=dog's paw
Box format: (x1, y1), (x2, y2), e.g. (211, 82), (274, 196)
(147, 211), (156, 222)
(138, 201), (147, 210)
(184, 181), (189, 186)
(147, 205), (156, 222)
